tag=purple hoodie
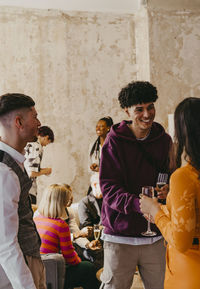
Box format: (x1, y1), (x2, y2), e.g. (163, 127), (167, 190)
(99, 120), (172, 237)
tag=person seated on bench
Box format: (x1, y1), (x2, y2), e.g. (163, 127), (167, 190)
(63, 184), (102, 271)
(78, 172), (104, 270)
(34, 183), (100, 289)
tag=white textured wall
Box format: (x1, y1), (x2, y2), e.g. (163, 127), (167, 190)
(149, 8), (200, 128)
(0, 0), (140, 13)
(0, 7), (140, 201)
(0, 3), (200, 201)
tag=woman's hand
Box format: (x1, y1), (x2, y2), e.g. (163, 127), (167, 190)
(143, 213), (155, 224)
(90, 163), (99, 172)
(156, 184), (169, 200)
(139, 196), (160, 220)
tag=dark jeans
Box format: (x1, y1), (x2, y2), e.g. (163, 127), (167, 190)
(30, 194), (37, 204)
(64, 261), (100, 289)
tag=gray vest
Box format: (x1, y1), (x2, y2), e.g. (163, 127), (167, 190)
(0, 150), (41, 257)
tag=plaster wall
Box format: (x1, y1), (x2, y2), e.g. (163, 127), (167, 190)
(0, 7), (143, 201)
(0, 3), (200, 201)
(148, 8), (200, 128)
(0, 0), (140, 13)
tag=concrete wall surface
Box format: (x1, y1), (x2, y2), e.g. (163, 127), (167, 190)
(0, 2), (200, 201)
(0, 7), (140, 201)
(0, 0), (141, 13)
(149, 8), (200, 127)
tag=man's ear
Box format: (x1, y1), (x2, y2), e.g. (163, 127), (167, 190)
(124, 107), (130, 117)
(15, 115), (23, 129)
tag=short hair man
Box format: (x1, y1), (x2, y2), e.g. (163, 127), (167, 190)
(99, 81), (172, 289)
(0, 93), (46, 289)
(24, 125), (54, 204)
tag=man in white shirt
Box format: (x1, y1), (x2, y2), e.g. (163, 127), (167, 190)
(24, 125), (54, 204)
(0, 93), (46, 289)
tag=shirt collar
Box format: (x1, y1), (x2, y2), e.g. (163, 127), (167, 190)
(0, 141), (25, 164)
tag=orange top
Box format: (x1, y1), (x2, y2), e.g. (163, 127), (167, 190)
(155, 163), (200, 253)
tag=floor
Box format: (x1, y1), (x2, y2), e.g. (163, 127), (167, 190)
(75, 272), (144, 289)
(131, 272), (144, 289)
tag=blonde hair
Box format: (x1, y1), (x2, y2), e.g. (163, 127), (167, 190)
(38, 183), (72, 218)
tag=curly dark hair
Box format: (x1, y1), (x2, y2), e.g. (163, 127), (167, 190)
(118, 81), (158, 108)
(38, 126), (54, 143)
(174, 97), (200, 175)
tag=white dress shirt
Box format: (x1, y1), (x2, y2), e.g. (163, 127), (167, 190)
(88, 142), (102, 173)
(67, 207), (89, 248)
(0, 141), (36, 289)
(24, 141), (43, 197)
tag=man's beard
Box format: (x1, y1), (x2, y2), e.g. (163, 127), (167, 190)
(32, 135), (38, 142)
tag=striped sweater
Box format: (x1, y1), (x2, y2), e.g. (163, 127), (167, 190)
(34, 213), (81, 265)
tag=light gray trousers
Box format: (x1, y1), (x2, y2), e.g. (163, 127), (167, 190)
(100, 238), (166, 289)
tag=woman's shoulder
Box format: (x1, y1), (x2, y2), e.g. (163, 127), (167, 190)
(51, 218), (70, 233)
(171, 163), (199, 185)
(38, 215), (68, 226)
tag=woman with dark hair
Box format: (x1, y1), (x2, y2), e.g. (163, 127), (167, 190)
(89, 116), (113, 173)
(140, 97), (200, 289)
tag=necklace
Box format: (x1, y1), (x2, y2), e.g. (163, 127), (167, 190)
(136, 129), (151, 141)
(127, 123), (151, 141)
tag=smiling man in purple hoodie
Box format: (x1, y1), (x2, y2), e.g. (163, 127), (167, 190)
(99, 81), (172, 289)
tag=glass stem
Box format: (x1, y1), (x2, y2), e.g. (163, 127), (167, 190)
(147, 214), (151, 232)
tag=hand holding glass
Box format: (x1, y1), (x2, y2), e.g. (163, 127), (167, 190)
(156, 173), (168, 200)
(157, 173), (168, 187)
(93, 224), (101, 240)
(141, 186), (157, 237)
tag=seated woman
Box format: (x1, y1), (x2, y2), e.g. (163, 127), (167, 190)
(78, 172), (103, 270)
(34, 183), (100, 289)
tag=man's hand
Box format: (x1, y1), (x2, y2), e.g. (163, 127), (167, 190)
(90, 163), (99, 172)
(80, 226), (93, 238)
(86, 240), (102, 250)
(30, 167), (52, 178)
(156, 184), (169, 199)
(42, 168), (52, 176)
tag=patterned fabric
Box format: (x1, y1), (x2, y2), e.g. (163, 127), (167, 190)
(24, 141), (43, 197)
(155, 163), (200, 289)
(0, 150), (41, 257)
(34, 214), (81, 265)
(24, 141), (43, 174)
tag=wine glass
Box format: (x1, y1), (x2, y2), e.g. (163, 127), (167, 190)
(93, 224), (101, 240)
(156, 173), (168, 203)
(156, 173), (168, 189)
(141, 186), (157, 237)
